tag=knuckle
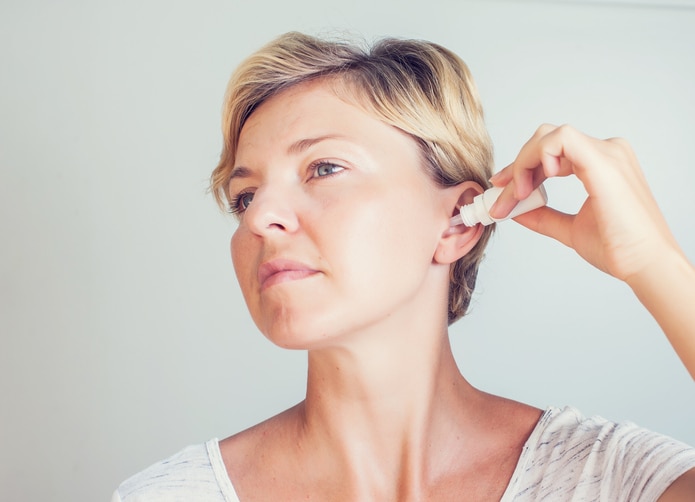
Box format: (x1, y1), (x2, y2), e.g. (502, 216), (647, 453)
(607, 136), (629, 149)
(555, 123), (576, 138)
(606, 136), (634, 159)
(535, 123), (557, 137)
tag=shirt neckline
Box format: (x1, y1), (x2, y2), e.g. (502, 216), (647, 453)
(206, 438), (242, 502)
(206, 407), (556, 502)
(499, 406), (556, 501)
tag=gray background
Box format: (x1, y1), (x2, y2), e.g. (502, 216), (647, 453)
(1, 0), (694, 500)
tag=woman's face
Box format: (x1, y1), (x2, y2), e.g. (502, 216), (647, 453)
(229, 80), (453, 349)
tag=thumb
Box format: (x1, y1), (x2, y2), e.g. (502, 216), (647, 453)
(512, 206), (575, 249)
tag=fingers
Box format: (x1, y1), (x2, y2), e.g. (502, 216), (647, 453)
(489, 124), (558, 218)
(489, 124), (648, 225)
(490, 124), (558, 183)
(510, 124), (591, 182)
(488, 123), (681, 284)
(489, 124), (605, 219)
(512, 206), (575, 250)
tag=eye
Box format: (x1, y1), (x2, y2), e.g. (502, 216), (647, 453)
(227, 191), (254, 215)
(310, 161), (344, 178)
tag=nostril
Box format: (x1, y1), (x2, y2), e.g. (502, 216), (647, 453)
(244, 193), (299, 235)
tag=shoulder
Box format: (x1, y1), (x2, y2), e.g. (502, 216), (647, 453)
(114, 439), (237, 502)
(528, 406), (693, 463)
(503, 406), (695, 501)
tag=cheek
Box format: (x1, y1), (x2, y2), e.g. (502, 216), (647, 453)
(230, 229), (254, 298)
(321, 192), (438, 285)
(230, 231), (242, 272)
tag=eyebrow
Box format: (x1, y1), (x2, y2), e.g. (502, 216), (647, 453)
(229, 166), (253, 180)
(286, 134), (344, 155)
(229, 134), (347, 180)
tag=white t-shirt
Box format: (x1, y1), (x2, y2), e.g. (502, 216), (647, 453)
(113, 406), (695, 501)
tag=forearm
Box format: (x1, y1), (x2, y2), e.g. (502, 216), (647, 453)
(627, 249), (695, 380)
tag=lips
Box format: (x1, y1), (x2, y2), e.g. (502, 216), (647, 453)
(257, 259), (320, 291)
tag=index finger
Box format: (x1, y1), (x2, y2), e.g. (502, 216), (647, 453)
(490, 125), (601, 219)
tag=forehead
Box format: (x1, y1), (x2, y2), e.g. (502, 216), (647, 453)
(239, 80), (361, 139)
(235, 79), (412, 162)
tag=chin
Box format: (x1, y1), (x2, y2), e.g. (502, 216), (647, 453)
(256, 312), (339, 351)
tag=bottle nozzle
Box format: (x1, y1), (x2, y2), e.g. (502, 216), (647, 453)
(449, 213), (464, 227)
(449, 184), (548, 227)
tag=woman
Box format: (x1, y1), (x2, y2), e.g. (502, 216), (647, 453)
(114, 32), (695, 501)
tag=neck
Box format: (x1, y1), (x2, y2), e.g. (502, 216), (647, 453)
(298, 316), (483, 500)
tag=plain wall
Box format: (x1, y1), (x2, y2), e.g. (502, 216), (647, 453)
(1, 0), (694, 500)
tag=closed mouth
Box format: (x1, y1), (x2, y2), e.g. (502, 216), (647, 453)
(258, 259), (320, 290)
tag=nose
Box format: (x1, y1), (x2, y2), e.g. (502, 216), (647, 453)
(243, 184), (300, 236)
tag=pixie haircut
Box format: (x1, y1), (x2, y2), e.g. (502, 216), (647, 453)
(210, 32), (495, 324)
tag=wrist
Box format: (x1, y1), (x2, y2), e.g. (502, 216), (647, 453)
(625, 245), (693, 296)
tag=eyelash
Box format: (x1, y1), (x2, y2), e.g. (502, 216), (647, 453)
(227, 190), (254, 216)
(227, 160), (346, 216)
(308, 160), (345, 179)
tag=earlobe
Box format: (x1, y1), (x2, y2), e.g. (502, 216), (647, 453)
(433, 182), (485, 265)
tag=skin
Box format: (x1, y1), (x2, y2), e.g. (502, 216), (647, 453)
(222, 80), (541, 501)
(221, 83), (695, 499)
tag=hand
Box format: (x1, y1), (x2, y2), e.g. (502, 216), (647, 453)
(492, 124), (695, 379)
(488, 124), (681, 285)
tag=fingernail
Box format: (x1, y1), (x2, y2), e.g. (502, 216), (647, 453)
(488, 200), (500, 219)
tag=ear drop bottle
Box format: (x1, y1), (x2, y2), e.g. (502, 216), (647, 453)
(450, 185), (548, 227)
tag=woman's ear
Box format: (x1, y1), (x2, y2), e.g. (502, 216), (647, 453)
(433, 181), (485, 265)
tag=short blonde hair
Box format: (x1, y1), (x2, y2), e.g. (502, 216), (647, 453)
(210, 32), (494, 324)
